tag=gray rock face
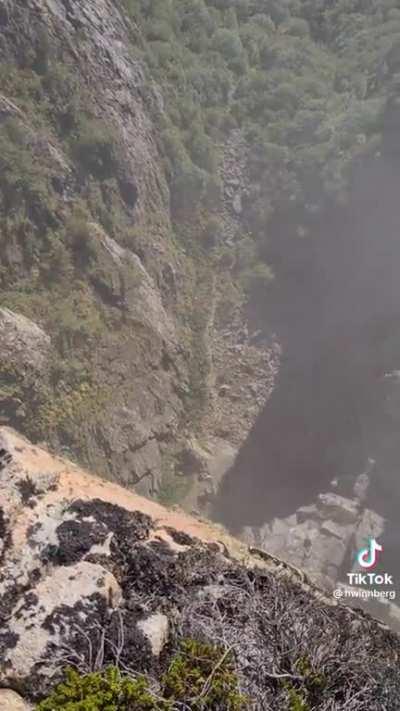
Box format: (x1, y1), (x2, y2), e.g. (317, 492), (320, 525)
(244, 487), (384, 592)
(176, 439), (210, 475)
(317, 492), (359, 525)
(0, 308), (50, 373)
(94, 404), (165, 498)
(0, 0), (277, 510)
(0, 0), (188, 497)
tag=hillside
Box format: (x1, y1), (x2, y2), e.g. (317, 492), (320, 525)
(2, 0), (400, 508)
(2, 2), (400, 706)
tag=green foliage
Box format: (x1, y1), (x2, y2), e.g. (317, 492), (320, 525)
(65, 207), (97, 269)
(282, 656), (327, 711)
(157, 465), (192, 506)
(72, 118), (119, 179)
(235, 234), (275, 296)
(286, 686), (310, 711)
(42, 62), (83, 134)
(32, 27), (51, 75)
(120, 0), (399, 250)
(201, 215), (222, 247)
(163, 638), (247, 709)
(36, 666), (161, 710)
(36, 640), (247, 710)
(0, 118), (53, 219)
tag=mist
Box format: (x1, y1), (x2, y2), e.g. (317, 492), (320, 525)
(214, 142), (400, 577)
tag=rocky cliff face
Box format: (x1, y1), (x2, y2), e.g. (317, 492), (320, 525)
(1, 427), (400, 709)
(0, 0), (276, 505)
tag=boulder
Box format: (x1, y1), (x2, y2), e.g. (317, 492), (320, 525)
(0, 308), (50, 373)
(0, 690), (31, 710)
(321, 520), (354, 542)
(90, 227), (176, 344)
(249, 490), (362, 584)
(354, 509), (385, 551)
(137, 613), (169, 657)
(3, 563), (121, 686)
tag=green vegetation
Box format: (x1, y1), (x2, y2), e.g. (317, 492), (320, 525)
(2, 0), (400, 452)
(162, 638), (247, 710)
(121, 0), (399, 266)
(36, 666), (161, 711)
(36, 639), (247, 710)
(157, 465), (192, 506)
(283, 655), (327, 711)
(0, 56), (125, 450)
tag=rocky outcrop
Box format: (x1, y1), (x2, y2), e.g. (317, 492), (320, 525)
(0, 309), (51, 430)
(1, 427), (400, 708)
(0, 308), (50, 374)
(242, 460), (400, 631)
(244, 490), (383, 583)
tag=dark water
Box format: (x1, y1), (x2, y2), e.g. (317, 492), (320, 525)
(213, 154), (400, 577)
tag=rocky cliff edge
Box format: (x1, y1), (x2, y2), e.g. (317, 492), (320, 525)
(0, 427), (400, 709)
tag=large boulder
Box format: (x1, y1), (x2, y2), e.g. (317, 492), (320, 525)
(0, 309), (51, 429)
(0, 427), (247, 697)
(0, 308), (50, 374)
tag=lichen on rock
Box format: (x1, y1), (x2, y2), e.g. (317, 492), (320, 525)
(1, 428), (400, 708)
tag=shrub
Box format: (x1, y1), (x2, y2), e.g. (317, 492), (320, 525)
(36, 640), (247, 710)
(145, 18), (173, 41)
(65, 207), (96, 269)
(163, 638), (247, 709)
(188, 127), (218, 172)
(42, 62), (82, 134)
(171, 162), (207, 212)
(212, 28), (244, 63)
(0, 119), (54, 224)
(36, 666), (162, 710)
(72, 119), (118, 179)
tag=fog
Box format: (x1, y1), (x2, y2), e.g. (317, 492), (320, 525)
(214, 144), (400, 575)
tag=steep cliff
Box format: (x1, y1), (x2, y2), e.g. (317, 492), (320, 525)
(4, 4), (400, 689)
(0, 0), (275, 505)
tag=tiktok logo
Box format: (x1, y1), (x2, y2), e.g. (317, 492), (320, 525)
(357, 538), (383, 570)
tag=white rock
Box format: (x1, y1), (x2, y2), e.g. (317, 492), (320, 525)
(137, 613), (169, 656)
(0, 689), (31, 710)
(3, 563), (121, 682)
